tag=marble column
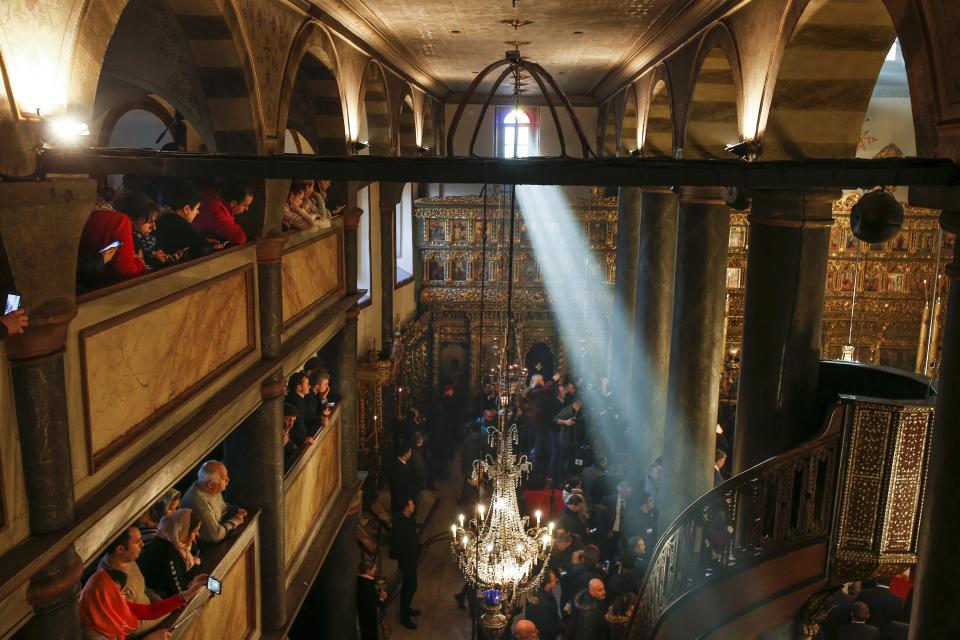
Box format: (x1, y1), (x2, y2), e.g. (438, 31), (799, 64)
(343, 207), (364, 298)
(613, 187), (642, 403)
(912, 211), (960, 639)
(223, 375), (286, 630)
(733, 189), (837, 473)
(337, 307), (361, 487)
(662, 187), (730, 524)
(379, 202), (396, 354)
(255, 236), (288, 359)
(15, 548), (84, 640)
(632, 187), (679, 471)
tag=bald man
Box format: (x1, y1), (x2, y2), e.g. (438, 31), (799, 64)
(572, 578), (609, 640)
(181, 460), (247, 543)
(514, 619), (539, 640)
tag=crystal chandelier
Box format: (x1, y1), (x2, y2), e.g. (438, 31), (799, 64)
(450, 409), (553, 606)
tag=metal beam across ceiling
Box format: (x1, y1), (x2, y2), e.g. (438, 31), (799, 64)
(38, 149), (960, 187)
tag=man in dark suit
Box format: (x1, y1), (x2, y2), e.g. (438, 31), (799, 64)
(857, 577), (904, 631)
(601, 481), (640, 559)
(524, 569), (562, 639)
(389, 442), (415, 515)
(820, 588), (856, 640)
(882, 622), (908, 640)
(356, 557), (385, 639)
(837, 602), (881, 639)
(390, 499), (421, 630)
(714, 449), (728, 487)
(285, 371), (315, 448)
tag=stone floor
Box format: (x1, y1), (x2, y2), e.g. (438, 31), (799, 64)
(382, 464), (475, 639)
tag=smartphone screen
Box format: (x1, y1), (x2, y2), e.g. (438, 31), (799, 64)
(4, 294), (20, 315)
(99, 240), (122, 254)
(207, 576), (222, 595)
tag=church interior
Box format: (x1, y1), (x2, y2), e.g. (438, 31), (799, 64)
(0, 0), (958, 638)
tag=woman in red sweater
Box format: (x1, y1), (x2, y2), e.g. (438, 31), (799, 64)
(79, 568), (203, 640)
(78, 192), (159, 284)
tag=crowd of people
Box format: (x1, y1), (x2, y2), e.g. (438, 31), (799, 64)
(369, 368), (917, 640)
(80, 461), (247, 640)
(77, 177), (341, 291)
(283, 359), (339, 472)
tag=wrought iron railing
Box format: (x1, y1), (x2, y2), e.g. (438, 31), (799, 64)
(626, 404), (846, 639)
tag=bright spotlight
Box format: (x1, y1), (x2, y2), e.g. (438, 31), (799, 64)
(48, 117), (90, 145)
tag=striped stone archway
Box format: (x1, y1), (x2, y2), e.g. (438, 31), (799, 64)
(761, 0), (898, 159)
(620, 84), (640, 156)
(277, 23), (348, 157)
(642, 66), (675, 157)
(420, 97), (437, 154)
(359, 61), (393, 155)
(682, 27), (743, 159)
(398, 91), (418, 157)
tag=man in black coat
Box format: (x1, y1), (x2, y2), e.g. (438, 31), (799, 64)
(601, 481), (641, 558)
(857, 578), (903, 631)
(819, 588), (856, 640)
(837, 602), (881, 639)
(525, 569), (562, 640)
(285, 371), (315, 448)
(389, 442), (416, 515)
(390, 499), (421, 630)
(571, 578), (610, 640)
(356, 557), (385, 639)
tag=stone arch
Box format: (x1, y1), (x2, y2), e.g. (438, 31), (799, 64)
(77, 0), (263, 153)
(398, 90), (418, 157)
(276, 22), (349, 156)
(599, 101), (618, 157)
(619, 84), (640, 156)
(681, 25), (743, 159)
(642, 66), (676, 157)
(761, 0), (899, 159)
(358, 60), (392, 155)
(420, 97), (437, 154)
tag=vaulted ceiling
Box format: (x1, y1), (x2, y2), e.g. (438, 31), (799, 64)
(313, 0), (735, 100)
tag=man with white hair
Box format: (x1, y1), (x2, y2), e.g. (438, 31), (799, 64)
(514, 619), (539, 640)
(180, 460), (247, 543)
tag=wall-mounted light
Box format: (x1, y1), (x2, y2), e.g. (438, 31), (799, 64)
(47, 116), (90, 146)
(418, 146), (431, 156)
(352, 140), (369, 154)
(628, 149), (641, 158)
(724, 140), (758, 160)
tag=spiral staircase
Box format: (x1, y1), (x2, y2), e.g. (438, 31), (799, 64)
(627, 361), (935, 639)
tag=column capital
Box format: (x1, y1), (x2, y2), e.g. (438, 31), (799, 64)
(6, 298), (76, 361)
(678, 186), (726, 206)
(343, 207), (364, 229)
(255, 234), (288, 263)
(345, 305), (361, 322)
(25, 549), (83, 608)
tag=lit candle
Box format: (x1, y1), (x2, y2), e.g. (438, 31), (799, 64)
(478, 505), (486, 519)
(451, 524), (457, 537)
(916, 300), (931, 373)
(535, 510), (542, 527)
(548, 522), (554, 534)
(459, 514), (465, 528)
(462, 535), (469, 547)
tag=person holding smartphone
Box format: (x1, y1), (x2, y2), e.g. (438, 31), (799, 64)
(0, 306), (28, 339)
(79, 194), (151, 283)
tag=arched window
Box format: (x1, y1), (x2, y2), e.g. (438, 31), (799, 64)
(357, 186), (372, 305)
(395, 183), (414, 285)
(501, 109), (533, 158)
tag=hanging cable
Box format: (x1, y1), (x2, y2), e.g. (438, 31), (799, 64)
(924, 227), (945, 392)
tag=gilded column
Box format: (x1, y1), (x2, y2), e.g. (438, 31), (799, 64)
(733, 189), (837, 472)
(912, 211), (960, 639)
(662, 187), (730, 524)
(632, 187), (679, 470)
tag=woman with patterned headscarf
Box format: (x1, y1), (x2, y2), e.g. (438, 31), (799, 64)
(137, 509), (203, 599)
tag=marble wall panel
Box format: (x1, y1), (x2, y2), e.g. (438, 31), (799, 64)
(80, 266), (256, 470)
(281, 230), (343, 326)
(283, 419), (340, 571)
(181, 541), (258, 640)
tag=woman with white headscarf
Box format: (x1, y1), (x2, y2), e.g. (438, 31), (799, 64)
(137, 508), (203, 598)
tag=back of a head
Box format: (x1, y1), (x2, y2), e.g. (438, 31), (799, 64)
(283, 402), (299, 419)
(852, 601), (870, 622)
(513, 619), (537, 640)
(162, 178), (202, 211)
(113, 191), (158, 223)
(583, 544), (601, 566)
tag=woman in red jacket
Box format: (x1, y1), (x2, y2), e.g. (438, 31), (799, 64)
(79, 568), (204, 640)
(78, 192), (159, 284)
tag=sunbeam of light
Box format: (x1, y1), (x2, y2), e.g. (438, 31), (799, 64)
(516, 185), (655, 471)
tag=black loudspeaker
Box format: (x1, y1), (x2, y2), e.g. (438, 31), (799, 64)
(851, 189), (904, 243)
(722, 186), (751, 211)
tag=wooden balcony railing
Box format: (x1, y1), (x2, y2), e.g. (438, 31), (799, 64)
(627, 396), (934, 639)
